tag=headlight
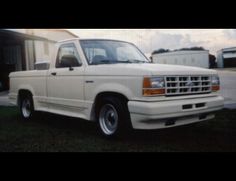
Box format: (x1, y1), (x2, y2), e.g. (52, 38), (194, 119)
(143, 77), (165, 96)
(211, 75), (220, 92)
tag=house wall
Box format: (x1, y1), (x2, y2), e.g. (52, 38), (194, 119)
(22, 29), (77, 70)
(31, 29), (77, 41)
(24, 40), (57, 70)
(153, 51), (209, 68)
(25, 40), (35, 70)
(1, 29), (77, 90)
(34, 41), (56, 63)
(7, 29), (77, 41)
(216, 50), (223, 68)
(217, 48), (236, 68)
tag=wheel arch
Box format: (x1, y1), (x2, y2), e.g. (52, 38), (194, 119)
(17, 89), (34, 106)
(90, 91), (129, 121)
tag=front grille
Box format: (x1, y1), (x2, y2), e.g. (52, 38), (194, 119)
(165, 75), (212, 96)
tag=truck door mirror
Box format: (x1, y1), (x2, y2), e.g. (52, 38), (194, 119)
(60, 55), (81, 68)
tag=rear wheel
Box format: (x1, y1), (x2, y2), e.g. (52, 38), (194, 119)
(19, 94), (35, 120)
(97, 97), (131, 138)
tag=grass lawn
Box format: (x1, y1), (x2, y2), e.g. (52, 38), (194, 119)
(0, 106), (236, 152)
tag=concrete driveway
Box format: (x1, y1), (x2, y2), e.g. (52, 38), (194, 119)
(0, 91), (13, 106)
(217, 69), (236, 109)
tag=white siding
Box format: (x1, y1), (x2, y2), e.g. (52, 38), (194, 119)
(153, 51), (209, 68)
(34, 41), (56, 63)
(25, 40), (35, 70)
(216, 50), (223, 68)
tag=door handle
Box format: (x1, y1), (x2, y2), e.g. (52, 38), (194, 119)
(51, 72), (57, 76)
(69, 67), (74, 71)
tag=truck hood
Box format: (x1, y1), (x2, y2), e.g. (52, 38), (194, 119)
(85, 63), (217, 76)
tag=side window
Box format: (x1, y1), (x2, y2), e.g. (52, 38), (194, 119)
(56, 43), (81, 68)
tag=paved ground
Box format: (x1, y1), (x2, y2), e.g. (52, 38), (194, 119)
(216, 68), (236, 72)
(0, 91), (12, 106)
(0, 69), (236, 108)
(217, 69), (236, 109)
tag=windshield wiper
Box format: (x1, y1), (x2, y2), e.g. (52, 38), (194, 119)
(90, 59), (149, 65)
(122, 59), (148, 64)
(90, 60), (117, 65)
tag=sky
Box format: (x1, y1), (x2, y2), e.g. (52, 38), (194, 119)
(68, 29), (236, 56)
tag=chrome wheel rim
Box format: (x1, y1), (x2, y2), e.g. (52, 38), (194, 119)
(22, 99), (31, 118)
(99, 104), (118, 135)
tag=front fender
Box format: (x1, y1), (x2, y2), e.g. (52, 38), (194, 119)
(91, 82), (133, 101)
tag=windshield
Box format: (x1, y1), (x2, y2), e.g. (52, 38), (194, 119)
(80, 40), (150, 65)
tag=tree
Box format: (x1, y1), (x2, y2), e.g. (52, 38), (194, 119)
(175, 47), (205, 51)
(152, 48), (170, 55)
(152, 47), (206, 55)
(209, 54), (216, 68)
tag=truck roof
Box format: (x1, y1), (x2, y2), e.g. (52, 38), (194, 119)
(57, 38), (133, 44)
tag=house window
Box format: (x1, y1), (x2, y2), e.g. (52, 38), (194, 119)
(44, 41), (49, 55)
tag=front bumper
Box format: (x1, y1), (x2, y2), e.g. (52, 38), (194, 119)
(128, 95), (224, 129)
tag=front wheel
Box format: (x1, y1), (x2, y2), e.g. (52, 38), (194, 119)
(97, 97), (131, 138)
(99, 104), (119, 136)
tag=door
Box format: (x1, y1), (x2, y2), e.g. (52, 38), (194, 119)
(1, 45), (23, 90)
(224, 58), (236, 68)
(47, 43), (85, 116)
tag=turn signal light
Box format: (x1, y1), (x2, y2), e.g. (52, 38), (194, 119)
(212, 85), (220, 92)
(143, 89), (165, 96)
(143, 77), (151, 88)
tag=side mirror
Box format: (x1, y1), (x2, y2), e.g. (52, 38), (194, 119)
(60, 55), (81, 68)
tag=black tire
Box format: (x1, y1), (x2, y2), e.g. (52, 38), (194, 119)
(19, 93), (35, 120)
(96, 96), (131, 138)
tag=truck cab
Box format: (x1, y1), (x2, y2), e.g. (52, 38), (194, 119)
(9, 38), (224, 138)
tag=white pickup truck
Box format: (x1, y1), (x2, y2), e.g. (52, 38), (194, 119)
(9, 38), (224, 137)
